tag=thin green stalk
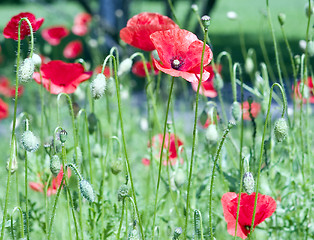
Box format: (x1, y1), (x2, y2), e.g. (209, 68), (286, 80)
(24, 118), (30, 240)
(117, 199), (125, 239)
(166, 0), (180, 26)
(11, 207), (24, 240)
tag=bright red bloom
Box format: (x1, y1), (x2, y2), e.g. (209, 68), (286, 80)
(221, 192), (276, 239)
(150, 29), (213, 83)
(41, 26), (69, 46)
(95, 65), (111, 78)
(63, 40), (83, 59)
(0, 76), (24, 97)
(191, 65), (221, 98)
(294, 76), (314, 103)
(33, 60), (92, 94)
(29, 168), (71, 196)
(241, 101), (261, 120)
(120, 12), (179, 51)
(132, 60), (159, 77)
(0, 98), (9, 120)
(3, 12), (44, 40)
(72, 12), (92, 36)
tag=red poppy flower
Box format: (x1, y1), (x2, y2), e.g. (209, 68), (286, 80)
(95, 65), (111, 78)
(120, 12), (179, 51)
(142, 158), (150, 166)
(132, 60), (159, 77)
(0, 98), (9, 120)
(72, 12), (92, 36)
(241, 101), (261, 120)
(41, 26), (69, 46)
(63, 40), (83, 59)
(29, 168), (71, 196)
(294, 76), (314, 103)
(33, 60), (92, 94)
(150, 29), (213, 83)
(3, 12), (44, 40)
(0, 76), (24, 97)
(191, 65), (221, 98)
(221, 192), (276, 239)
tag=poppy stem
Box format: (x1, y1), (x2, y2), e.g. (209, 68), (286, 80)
(166, 0), (181, 27)
(116, 198), (125, 239)
(11, 207), (24, 240)
(23, 118), (30, 240)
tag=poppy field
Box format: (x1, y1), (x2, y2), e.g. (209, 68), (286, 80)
(0, 0), (313, 239)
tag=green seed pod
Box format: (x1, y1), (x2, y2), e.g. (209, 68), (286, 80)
(231, 101), (241, 121)
(90, 73), (106, 100)
(174, 168), (185, 189)
(50, 155), (61, 176)
(201, 15), (211, 29)
(205, 124), (219, 144)
(243, 172), (255, 195)
(79, 179), (95, 202)
(21, 130), (40, 152)
(278, 13), (286, 26)
(274, 118), (288, 142)
(19, 58), (35, 83)
(59, 130), (68, 143)
(92, 143), (102, 158)
(213, 73), (223, 90)
(173, 227), (182, 240)
(118, 184), (129, 201)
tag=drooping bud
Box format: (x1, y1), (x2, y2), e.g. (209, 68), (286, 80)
(92, 143), (102, 158)
(6, 156), (18, 174)
(88, 113), (98, 134)
(274, 118), (288, 142)
(191, 4), (198, 12)
(231, 101), (241, 121)
(278, 13), (286, 26)
(59, 129), (68, 144)
(19, 58), (35, 83)
(305, 1), (314, 18)
(21, 130), (40, 152)
(173, 227), (182, 240)
(73, 146), (83, 164)
(307, 41), (314, 57)
(213, 73), (223, 90)
(90, 73), (106, 100)
(79, 179), (95, 202)
(245, 57), (254, 74)
(118, 184), (129, 201)
(110, 158), (123, 175)
(118, 58), (133, 76)
(32, 53), (42, 67)
(205, 124), (219, 144)
(294, 55), (301, 66)
(243, 172), (255, 195)
(174, 168), (185, 188)
(50, 155), (61, 176)
(201, 15), (211, 29)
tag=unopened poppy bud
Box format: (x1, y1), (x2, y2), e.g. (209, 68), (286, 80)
(118, 58), (133, 76)
(111, 158), (123, 175)
(305, 2), (314, 17)
(6, 156), (18, 174)
(294, 55), (301, 66)
(50, 155), (61, 176)
(19, 58), (35, 83)
(105, 77), (115, 96)
(59, 130), (68, 143)
(245, 57), (254, 74)
(90, 73), (106, 100)
(274, 118), (288, 142)
(278, 13), (286, 26)
(21, 130), (39, 152)
(191, 4), (198, 12)
(88, 113), (97, 134)
(118, 184), (129, 201)
(307, 41), (314, 56)
(32, 53), (42, 67)
(92, 143), (102, 158)
(231, 101), (241, 121)
(174, 168), (185, 188)
(152, 50), (160, 61)
(201, 15), (211, 29)
(79, 179), (95, 202)
(213, 73), (223, 90)
(73, 146), (83, 164)
(173, 227), (182, 239)
(243, 172), (255, 195)
(205, 124), (219, 144)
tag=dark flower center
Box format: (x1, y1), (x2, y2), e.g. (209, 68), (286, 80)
(170, 57), (184, 70)
(245, 225), (251, 231)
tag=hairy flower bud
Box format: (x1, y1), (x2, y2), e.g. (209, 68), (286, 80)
(305, 1), (314, 17)
(278, 13), (286, 26)
(21, 130), (39, 152)
(50, 155), (61, 176)
(118, 184), (129, 201)
(92, 143), (102, 158)
(118, 58), (132, 76)
(274, 118), (288, 142)
(243, 172), (255, 195)
(174, 168), (185, 188)
(19, 58), (35, 83)
(59, 129), (68, 143)
(213, 73), (223, 90)
(245, 57), (254, 74)
(110, 158), (123, 175)
(73, 146), (83, 164)
(205, 124), (219, 144)
(191, 4), (198, 12)
(90, 73), (106, 99)
(32, 53), (42, 67)
(79, 179), (95, 202)
(6, 156), (18, 174)
(231, 101), (241, 121)
(152, 49), (160, 61)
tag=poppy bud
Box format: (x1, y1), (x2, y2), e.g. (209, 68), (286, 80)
(152, 50), (160, 61)
(305, 2), (314, 17)
(118, 58), (133, 76)
(79, 179), (95, 202)
(21, 130), (40, 152)
(307, 41), (314, 56)
(174, 168), (185, 188)
(278, 13), (286, 26)
(173, 227), (182, 239)
(294, 55), (301, 66)
(19, 58), (35, 83)
(118, 184), (129, 201)
(32, 53), (42, 67)
(201, 15), (211, 29)
(205, 124), (219, 144)
(245, 57), (254, 74)
(274, 118), (288, 142)
(6, 156), (18, 174)
(50, 155), (61, 176)
(105, 77), (115, 96)
(191, 4), (198, 12)
(111, 158), (123, 175)
(73, 146), (83, 164)
(92, 143), (102, 158)
(88, 113), (98, 134)
(59, 129), (68, 143)
(213, 73), (223, 90)
(90, 73), (106, 100)
(231, 101), (241, 121)
(243, 172), (255, 195)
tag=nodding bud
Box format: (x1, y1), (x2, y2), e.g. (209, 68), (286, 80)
(243, 172), (255, 195)
(32, 53), (42, 67)
(50, 155), (61, 176)
(92, 143), (102, 158)
(278, 13), (286, 26)
(307, 41), (314, 57)
(201, 15), (211, 29)
(88, 113), (98, 134)
(79, 179), (95, 202)
(6, 156), (18, 174)
(305, 2), (314, 17)
(294, 55), (301, 66)
(173, 227), (182, 239)
(274, 118), (288, 142)
(191, 4), (198, 12)
(73, 146), (83, 164)
(118, 184), (129, 201)
(19, 58), (35, 83)
(110, 158), (123, 175)
(59, 130), (68, 143)
(231, 101), (241, 121)
(90, 74), (106, 100)
(174, 168), (185, 188)
(105, 77), (115, 96)
(21, 130), (40, 152)
(118, 58), (133, 76)
(205, 124), (219, 144)
(245, 57), (254, 74)
(152, 49), (160, 61)
(214, 73), (224, 90)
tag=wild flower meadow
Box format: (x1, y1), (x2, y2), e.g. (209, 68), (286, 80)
(0, 0), (313, 239)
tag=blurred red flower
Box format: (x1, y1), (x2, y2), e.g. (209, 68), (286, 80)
(0, 76), (24, 97)
(221, 192), (276, 239)
(0, 98), (9, 120)
(63, 40), (83, 59)
(120, 12), (179, 51)
(29, 167), (71, 196)
(132, 60), (159, 77)
(294, 76), (314, 103)
(95, 65), (111, 78)
(3, 12), (44, 40)
(72, 12), (92, 36)
(42, 26), (69, 46)
(150, 29), (213, 83)
(241, 101), (261, 120)
(33, 60), (92, 94)
(142, 158), (150, 166)
(191, 65), (221, 98)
